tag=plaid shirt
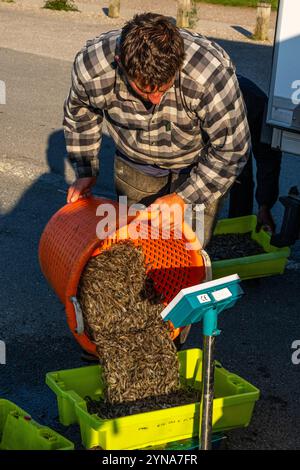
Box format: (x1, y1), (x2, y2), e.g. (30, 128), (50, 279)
(63, 29), (251, 206)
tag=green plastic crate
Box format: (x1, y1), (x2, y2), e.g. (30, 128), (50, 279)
(46, 348), (259, 450)
(211, 215), (290, 280)
(0, 400), (74, 450)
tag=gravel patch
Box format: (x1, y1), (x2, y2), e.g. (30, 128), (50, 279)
(0, 0), (276, 43)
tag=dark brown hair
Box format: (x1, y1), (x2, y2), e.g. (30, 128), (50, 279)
(119, 13), (185, 89)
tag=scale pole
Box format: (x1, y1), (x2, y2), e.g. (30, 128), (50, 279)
(199, 334), (216, 450)
(160, 274), (243, 450)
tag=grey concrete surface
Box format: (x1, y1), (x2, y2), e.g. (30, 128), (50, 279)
(0, 0), (277, 61)
(0, 5), (300, 451)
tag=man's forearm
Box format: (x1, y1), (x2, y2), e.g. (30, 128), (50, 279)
(63, 52), (104, 178)
(177, 65), (251, 206)
(177, 141), (250, 206)
(63, 101), (103, 179)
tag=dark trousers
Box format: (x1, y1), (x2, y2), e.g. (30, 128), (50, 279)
(229, 152), (254, 217)
(230, 76), (282, 217)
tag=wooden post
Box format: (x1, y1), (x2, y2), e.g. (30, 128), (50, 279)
(253, 2), (271, 41)
(108, 0), (120, 19)
(177, 0), (192, 28)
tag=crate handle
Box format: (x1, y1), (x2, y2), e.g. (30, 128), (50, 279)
(70, 296), (84, 335)
(228, 374), (245, 392)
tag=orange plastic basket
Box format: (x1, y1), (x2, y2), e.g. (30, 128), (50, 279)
(39, 197), (210, 355)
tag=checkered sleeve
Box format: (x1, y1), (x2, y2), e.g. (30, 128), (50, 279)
(63, 52), (104, 179)
(177, 65), (251, 206)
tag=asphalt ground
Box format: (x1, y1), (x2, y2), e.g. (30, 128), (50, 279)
(1, 167), (300, 450)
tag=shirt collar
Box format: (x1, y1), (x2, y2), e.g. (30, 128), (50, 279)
(115, 69), (141, 102)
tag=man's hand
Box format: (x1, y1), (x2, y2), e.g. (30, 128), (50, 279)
(135, 193), (186, 230)
(256, 205), (276, 234)
(67, 177), (97, 203)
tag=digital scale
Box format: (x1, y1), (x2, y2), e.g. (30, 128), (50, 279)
(161, 274), (244, 450)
